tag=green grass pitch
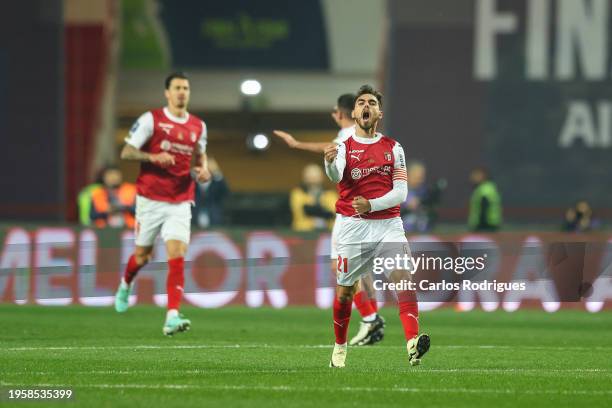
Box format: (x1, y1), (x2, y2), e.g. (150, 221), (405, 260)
(0, 305), (610, 407)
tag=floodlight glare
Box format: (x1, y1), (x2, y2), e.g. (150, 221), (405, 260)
(240, 79), (262, 96)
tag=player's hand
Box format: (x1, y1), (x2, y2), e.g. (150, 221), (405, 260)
(192, 166), (212, 183)
(149, 152), (175, 168)
(324, 144), (338, 163)
(352, 196), (371, 215)
(273, 130), (299, 148)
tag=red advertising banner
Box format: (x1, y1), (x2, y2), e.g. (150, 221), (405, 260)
(0, 226), (610, 312)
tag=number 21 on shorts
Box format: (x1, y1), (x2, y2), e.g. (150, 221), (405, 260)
(337, 255), (348, 273)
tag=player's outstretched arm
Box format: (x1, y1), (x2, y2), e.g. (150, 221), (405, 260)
(273, 130), (334, 153)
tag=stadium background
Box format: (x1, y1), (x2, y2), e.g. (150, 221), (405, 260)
(1, 2), (611, 407)
(1, 0), (611, 309)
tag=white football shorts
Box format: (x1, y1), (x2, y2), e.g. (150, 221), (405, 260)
(134, 195), (192, 246)
(335, 215), (410, 286)
(330, 213), (342, 260)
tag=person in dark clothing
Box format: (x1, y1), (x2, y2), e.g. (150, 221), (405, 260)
(193, 158), (230, 228)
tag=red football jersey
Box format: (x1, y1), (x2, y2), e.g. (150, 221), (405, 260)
(125, 107), (207, 203)
(335, 134), (406, 219)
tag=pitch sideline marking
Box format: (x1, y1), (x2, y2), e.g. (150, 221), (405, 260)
(3, 344), (611, 352)
(0, 368), (610, 376)
(0, 382), (610, 396)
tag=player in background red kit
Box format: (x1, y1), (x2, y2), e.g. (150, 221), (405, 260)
(273, 94), (385, 347)
(324, 85), (430, 367)
(113, 72), (211, 336)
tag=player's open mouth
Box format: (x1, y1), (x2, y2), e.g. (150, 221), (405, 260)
(362, 111), (370, 121)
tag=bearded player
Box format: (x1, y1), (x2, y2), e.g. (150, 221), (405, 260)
(274, 94), (385, 346)
(113, 72), (211, 336)
(324, 85), (430, 367)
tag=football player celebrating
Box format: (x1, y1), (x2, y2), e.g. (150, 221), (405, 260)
(324, 85), (430, 367)
(274, 94), (385, 347)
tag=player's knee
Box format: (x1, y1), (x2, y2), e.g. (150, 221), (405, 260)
(166, 240), (187, 259)
(336, 286), (356, 303)
(134, 253), (150, 266)
(167, 248), (186, 259)
(361, 280), (375, 297)
(133, 248), (152, 266)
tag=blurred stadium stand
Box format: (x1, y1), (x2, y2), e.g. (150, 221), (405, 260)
(0, 0), (611, 229)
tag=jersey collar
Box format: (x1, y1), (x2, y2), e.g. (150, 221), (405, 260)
(163, 107), (190, 124)
(352, 132), (382, 144)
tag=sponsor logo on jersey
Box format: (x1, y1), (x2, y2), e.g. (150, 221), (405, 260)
(351, 168), (362, 180)
(349, 149), (364, 153)
(160, 140), (171, 151)
(159, 122), (174, 135)
(385, 152), (392, 161)
(160, 140), (195, 156)
(170, 143), (194, 155)
(359, 165), (392, 177)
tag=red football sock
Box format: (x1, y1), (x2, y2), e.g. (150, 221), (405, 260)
(123, 255), (144, 284)
(397, 290), (419, 340)
(333, 297), (352, 344)
(369, 299), (378, 313)
(353, 291), (376, 318)
(167, 257), (185, 310)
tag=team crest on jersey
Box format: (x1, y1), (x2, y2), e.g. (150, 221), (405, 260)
(351, 168), (362, 180)
(384, 152), (392, 161)
(159, 122), (174, 135)
(190, 132), (197, 142)
(178, 132), (184, 140)
(160, 140), (171, 151)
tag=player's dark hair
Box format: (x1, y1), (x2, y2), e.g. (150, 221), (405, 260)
(337, 93), (356, 116)
(355, 84), (383, 108)
(165, 72), (189, 89)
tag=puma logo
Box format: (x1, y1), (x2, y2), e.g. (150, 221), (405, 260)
(350, 154), (361, 161)
(406, 313), (419, 321)
(333, 320), (344, 327)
